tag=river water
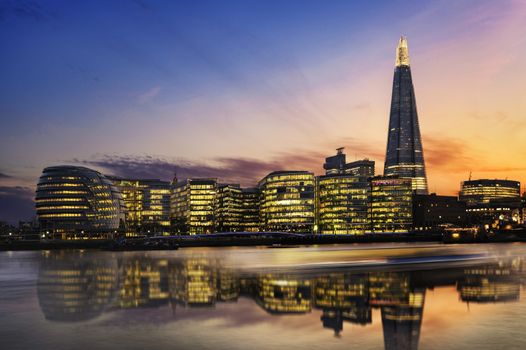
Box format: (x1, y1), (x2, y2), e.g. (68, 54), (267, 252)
(1, 243), (526, 350)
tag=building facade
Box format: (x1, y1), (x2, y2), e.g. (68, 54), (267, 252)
(384, 36), (428, 194)
(111, 178), (171, 236)
(459, 179), (521, 223)
(369, 176), (413, 232)
(170, 178), (218, 235)
(323, 148), (375, 177)
(317, 174), (369, 234)
(259, 171), (315, 233)
(35, 166), (125, 239)
(412, 194), (467, 230)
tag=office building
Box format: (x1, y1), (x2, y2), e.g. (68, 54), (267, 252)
(369, 176), (413, 232)
(35, 166), (126, 239)
(111, 178), (171, 236)
(170, 178), (217, 235)
(258, 171), (315, 233)
(317, 174), (369, 234)
(460, 179), (521, 223)
(384, 36), (428, 194)
(216, 184), (259, 232)
(323, 148), (375, 177)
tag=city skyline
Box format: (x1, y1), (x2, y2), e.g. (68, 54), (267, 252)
(2, 0), (526, 223)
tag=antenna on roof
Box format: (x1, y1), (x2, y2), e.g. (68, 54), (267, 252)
(468, 171), (472, 181)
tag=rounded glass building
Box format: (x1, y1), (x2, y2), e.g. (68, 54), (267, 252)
(36, 165), (126, 239)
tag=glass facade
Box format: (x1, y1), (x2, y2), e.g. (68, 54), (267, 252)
(317, 174), (369, 234)
(384, 36), (428, 195)
(369, 176), (413, 232)
(111, 178), (171, 236)
(36, 166), (125, 239)
(459, 179), (520, 206)
(215, 185), (260, 232)
(460, 179), (521, 224)
(258, 171), (315, 233)
(170, 178), (217, 235)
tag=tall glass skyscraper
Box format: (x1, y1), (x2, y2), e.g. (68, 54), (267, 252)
(384, 36), (428, 195)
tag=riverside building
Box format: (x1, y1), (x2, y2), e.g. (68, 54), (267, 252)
(459, 179), (521, 223)
(111, 178), (171, 236)
(317, 174), (369, 234)
(369, 176), (413, 232)
(215, 184), (261, 232)
(412, 194), (467, 230)
(258, 171), (315, 233)
(384, 36), (428, 194)
(170, 178), (218, 235)
(35, 166), (126, 239)
(318, 149), (373, 234)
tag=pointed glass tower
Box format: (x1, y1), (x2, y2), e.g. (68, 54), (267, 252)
(384, 36), (428, 194)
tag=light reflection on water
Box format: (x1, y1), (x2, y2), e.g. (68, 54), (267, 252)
(1, 244), (526, 350)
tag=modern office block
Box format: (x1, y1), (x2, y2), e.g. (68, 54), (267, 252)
(258, 171), (315, 233)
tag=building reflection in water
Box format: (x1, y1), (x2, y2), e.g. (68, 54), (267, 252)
(37, 251), (119, 322)
(457, 260), (522, 303)
(36, 251), (526, 349)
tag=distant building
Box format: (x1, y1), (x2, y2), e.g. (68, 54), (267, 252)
(323, 148), (375, 177)
(111, 178), (171, 236)
(35, 166), (125, 239)
(258, 171), (315, 233)
(412, 194), (467, 230)
(384, 36), (428, 195)
(18, 220), (40, 240)
(459, 179), (521, 223)
(369, 176), (413, 232)
(317, 174), (369, 234)
(345, 159), (375, 177)
(323, 148), (347, 175)
(170, 178), (217, 235)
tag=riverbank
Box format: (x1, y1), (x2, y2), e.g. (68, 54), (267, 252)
(2, 230), (526, 251)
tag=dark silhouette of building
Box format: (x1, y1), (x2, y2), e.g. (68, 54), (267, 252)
(384, 36), (428, 195)
(412, 194), (467, 230)
(323, 148), (374, 177)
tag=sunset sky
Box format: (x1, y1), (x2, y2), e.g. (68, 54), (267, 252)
(1, 0), (526, 223)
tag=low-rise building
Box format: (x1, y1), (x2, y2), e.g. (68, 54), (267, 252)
(412, 194), (467, 230)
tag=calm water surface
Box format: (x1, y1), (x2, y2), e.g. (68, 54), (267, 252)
(1, 243), (526, 350)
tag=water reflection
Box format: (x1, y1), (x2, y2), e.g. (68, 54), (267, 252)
(36, 250), (526, 350)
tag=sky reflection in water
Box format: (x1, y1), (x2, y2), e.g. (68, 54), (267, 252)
(1, 244), (526, 350)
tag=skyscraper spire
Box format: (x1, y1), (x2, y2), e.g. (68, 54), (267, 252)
(395, 36), (410, 67)
(384, 36), (428, 194)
